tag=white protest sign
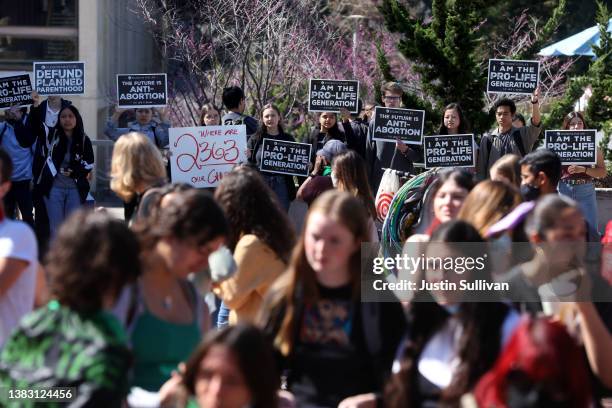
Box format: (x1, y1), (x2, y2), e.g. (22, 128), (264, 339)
(169, 125), (247, 188)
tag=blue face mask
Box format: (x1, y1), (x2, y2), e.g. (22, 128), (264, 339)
(520, 183), (540, 202)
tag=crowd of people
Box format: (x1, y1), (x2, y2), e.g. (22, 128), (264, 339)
(0, 80), (610, 408)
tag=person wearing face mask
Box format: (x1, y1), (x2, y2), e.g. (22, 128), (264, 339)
(518, 149), (562, 202)
(500, 195), (596, 314)
(296, 139), (348, 206)
(557, 112), (607, 233)
(386, 221), (521, 408)
(259, 191), (406, 408)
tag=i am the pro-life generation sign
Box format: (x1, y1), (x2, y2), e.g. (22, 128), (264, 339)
(487, 59), (539, 95)
(424, 134), (475, 169)
(34, 61), (85, 95)
(0, 74), (33, 108)
(308, 79), (360, 114)
(169, 125), (247, 188)
(545, 130), (597, 165)
(372, 107), (425, 145)
(117, 74), (168, 108)
(260, 139), (311, 177)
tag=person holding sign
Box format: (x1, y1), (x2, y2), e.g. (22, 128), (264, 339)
(478, 88), (542, 179)
(105, 105), (171, 149)
(306, 110), (351, 167)
(31, 105), (94, 239)
(437, 103), (470, 136)
(366, 82), (421, 190)
(247, 104), (296, 211)
(557, 112), (606, 232)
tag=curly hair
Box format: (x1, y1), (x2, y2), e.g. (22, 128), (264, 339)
(46, 210), (141, 314)
(133, 188), (228, 250)
(214, 166), (295, 262)
(110, 132), (167, 201)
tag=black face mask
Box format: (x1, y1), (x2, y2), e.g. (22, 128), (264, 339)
(520, 183), (540, 201)
(506, 382), (572, 408)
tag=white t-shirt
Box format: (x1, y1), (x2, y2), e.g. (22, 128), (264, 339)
(45, 104), (60, 128)
(0, 219), (38, 348)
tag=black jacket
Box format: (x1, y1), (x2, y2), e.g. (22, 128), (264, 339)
(32, 128), (94, 203)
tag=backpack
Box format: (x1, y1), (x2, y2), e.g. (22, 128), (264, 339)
(484, 129), (526, 170)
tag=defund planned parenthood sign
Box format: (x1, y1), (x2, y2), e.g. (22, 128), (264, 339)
(34, 61), (85, 95)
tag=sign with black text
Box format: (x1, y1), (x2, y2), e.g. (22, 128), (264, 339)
(424, 134), (475, 169)
(308, 79), (360, 114)
(372, 107), (424, 145)
(260, 139), (311, 177)
(545, 130), (597, 165)
(0, 74), (33, 108)
(34, 61), (85, 95)
(117, 74), (168, 108)
(487, 59), (539, 95)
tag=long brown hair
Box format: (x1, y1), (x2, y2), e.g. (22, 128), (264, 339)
(457, 180), (521, 237)
(214, 166), (295, 262)
(333, 151), (376, 219)
(259, 190), (369, 356)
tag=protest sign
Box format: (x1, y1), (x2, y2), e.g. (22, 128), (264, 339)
(372, 107), (425, 144)
(260, 139), (311, 177)
(424, 134), (475, 169)
(34, 61), (85, 95)
(169, 125), (247, 188)
(308, 79), (360, 114)
(117, 74), (167, 108)
(0, 74), (33, 108)
(545, 130), (597, 165)
(487, 59), (539, 95)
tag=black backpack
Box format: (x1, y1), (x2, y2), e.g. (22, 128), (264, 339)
(484, 129), (526, 170)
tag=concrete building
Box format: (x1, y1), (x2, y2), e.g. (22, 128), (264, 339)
(0, 0), (162, 200)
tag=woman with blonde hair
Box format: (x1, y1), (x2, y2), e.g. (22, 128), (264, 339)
(110, 132), (167, 222)
(259, 190), (406, 407)
(458, 180), (521, 237)
(490, 154), (521, 189)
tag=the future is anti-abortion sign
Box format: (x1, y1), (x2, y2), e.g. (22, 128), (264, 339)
(169, 125), (247, 188)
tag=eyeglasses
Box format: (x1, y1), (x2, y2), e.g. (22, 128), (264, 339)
(383, 95), (401, 101)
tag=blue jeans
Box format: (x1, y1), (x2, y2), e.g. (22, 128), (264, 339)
(43, 185), (82, 238)
(263, 175), (290, 211)
(216, 300), (230, 328)
(558, 181), (598, 232)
